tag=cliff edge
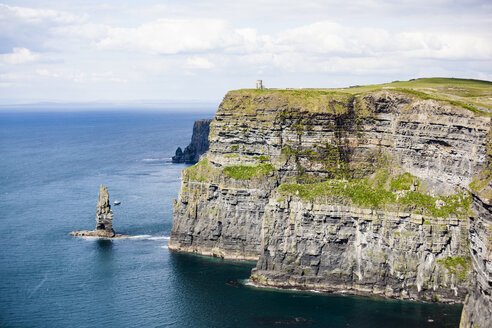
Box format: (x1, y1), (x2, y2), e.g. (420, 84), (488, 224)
(169, 78), (492, 324)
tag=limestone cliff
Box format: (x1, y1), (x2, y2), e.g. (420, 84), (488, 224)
(460, 128), (492, 327)
(170, 79), (492, 310)
(172, 119), (212, 163)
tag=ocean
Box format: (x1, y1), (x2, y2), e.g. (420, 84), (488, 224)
(0, 110), (463, 327)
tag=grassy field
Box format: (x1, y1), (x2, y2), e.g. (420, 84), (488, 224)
(232, 77), (492, 114)
(339, 77), (492, 112)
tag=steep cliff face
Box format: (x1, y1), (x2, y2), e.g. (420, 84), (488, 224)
(170, 82), (491, 305)
(460, 128), (492, 327)
(253, 195), (471, 302)
(172, 119), (212, 163)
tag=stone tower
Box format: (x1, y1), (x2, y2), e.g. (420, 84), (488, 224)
(255, 80), (263, 89)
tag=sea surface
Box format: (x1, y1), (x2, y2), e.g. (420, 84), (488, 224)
(0, 110), (463, 328)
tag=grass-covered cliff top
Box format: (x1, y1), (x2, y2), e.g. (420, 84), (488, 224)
(227, 77), (492, 115)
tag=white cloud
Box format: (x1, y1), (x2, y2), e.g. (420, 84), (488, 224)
(0, 0), (490, 102)
(36, 68), (127, 83)
(186, 57), (215, 69)
(0, 3), (87, 25)
(0, 48), (39, 65)
(96, 19), (241, 55)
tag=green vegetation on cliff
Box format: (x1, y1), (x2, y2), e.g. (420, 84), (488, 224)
(277, 171), (472, 219)
(183, 159), (276, 182)
(437, 256), (471, 280)
(225, 78), (491, 116)
(341, 77), (492, 114)
(222, 89), (355, 114)
(470, 128), (492, 200)
(183, 159), (220, 182)
(223, 163), (275, 180)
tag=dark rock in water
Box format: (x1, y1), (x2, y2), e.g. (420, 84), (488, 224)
(173, 147), (184, 161)
(225, 279), (243, 288)
(70, 185), (128, 238)
(172, 119), (212, 163)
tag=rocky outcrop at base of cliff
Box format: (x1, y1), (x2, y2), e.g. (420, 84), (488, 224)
(71, 185), (128, 238)
(172, 119), (212, 163)
(170, 87), (491, 305)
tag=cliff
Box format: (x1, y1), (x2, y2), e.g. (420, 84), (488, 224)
(172, 119), (212, 163)
(169, 78), (492, 315)
(460, 128), (492, 327)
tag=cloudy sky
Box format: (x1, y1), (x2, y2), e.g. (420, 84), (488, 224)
(0, 0), (491, 105)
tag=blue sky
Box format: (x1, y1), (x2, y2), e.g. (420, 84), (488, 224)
(0, 0), (491, 105)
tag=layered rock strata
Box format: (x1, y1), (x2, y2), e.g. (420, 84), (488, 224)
(172, 119), (212, 163)
(252, 197), (471, 302)
(170, 88), (491, 307)
(71, 185), (127, 238)
(460, 128), (492, 327)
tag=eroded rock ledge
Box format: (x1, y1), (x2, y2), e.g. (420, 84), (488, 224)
(170, 81), (492, 323)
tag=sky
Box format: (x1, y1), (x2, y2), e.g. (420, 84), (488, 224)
(0, 0), (491, 106)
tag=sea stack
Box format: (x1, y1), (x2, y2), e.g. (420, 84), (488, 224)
(95, 185), (115, 237)
(71, 185), (126, 238)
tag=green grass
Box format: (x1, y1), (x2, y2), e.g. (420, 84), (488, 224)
(339, 77), (492, 114)
(277, 180), (395, 208)
(276, 172), (472, 218)
(223, 163), (275, 180)
(183, 159), (220, 182)
(437, 256), (471, 280)
(227, 78), (492, 115)
(221, 89), (355, 114)
(390, 172), (418, 191)
(469, 129), (492, 199)
(253, 155), (270, 163)
(397, 191), (471, 218)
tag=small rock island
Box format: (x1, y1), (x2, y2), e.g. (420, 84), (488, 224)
(70, 185), (128, 238)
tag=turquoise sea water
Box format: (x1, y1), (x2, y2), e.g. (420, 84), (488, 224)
(0, 111), (463, 327)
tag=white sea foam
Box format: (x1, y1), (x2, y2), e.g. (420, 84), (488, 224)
(142, 158), (170, 163)
(160, 245), (169, 249)
(142, 158), (165, 162)
(147, 236), (170, 240)
(130, 235), (170, 241)
(77, 236), (111, 240)
(129, 235), (152, 239)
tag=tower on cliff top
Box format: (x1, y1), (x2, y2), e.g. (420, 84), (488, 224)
(255, 80), (264, 89)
